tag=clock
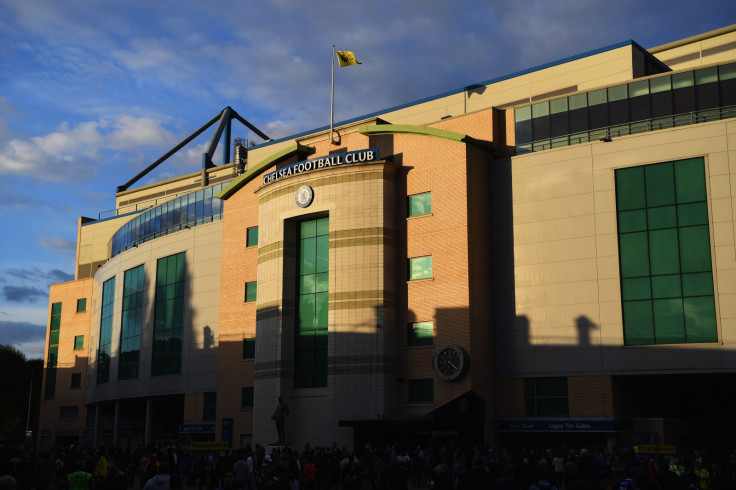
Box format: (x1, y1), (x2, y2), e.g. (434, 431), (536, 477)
(295, 185), (314, 208)
(433, 344), (467, 381)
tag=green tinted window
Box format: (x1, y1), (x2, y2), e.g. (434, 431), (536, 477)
(246, 226), (259, 247)
(408, 379), (433, 404)
(74, 335), (84, 350)
(50, 302), (62, 331)
(70, 373), (82, 389)
(152, 253), (185, 376)
(409, 256), (433, 280)
(408, 322), (434, 347)
(97, 277), (115, 384)
(524, 377), (568, 417)
(76, 298), (87, 312)
(49, 331), (60, 345)
(245, 282), (257, 302)
(119, 265), (144, 380)
(408, 192), (432, 217)
(241, 388), (254, 409)
(203, 392), (216, 421)
(616, 158), (716, 345)
(295, 217), (329, 388)
(243, 338), (255, 360)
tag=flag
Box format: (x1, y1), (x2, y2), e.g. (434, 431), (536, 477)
(336, 50), (361, 67)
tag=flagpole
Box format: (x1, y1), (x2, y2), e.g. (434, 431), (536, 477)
(330, 45), (335, 145)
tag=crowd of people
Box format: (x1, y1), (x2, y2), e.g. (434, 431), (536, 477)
(2, 441), (736, 490)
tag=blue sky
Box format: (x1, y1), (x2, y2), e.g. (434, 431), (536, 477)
(1, 0), (734, 359)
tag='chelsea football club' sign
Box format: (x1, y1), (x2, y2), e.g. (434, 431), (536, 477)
(263, 148), (379, 185)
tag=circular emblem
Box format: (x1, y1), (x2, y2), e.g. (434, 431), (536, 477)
(433, 344), (467, 381)
(295, 185), (314, 208)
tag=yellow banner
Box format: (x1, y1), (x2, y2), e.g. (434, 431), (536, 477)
(190, 441), (230, 451)
(634, 444), (676, 454)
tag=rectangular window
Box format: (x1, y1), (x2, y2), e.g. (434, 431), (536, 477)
(407, 322), (433, 347)
(97, 277), (115, 385)
(59, 406), (79, 420)
(44, 346), (58, 399)
(408, 379), (433, 404)
(76, 298), (87, 313)
(408, 256), (432, 280)
(74, 335), (84, 350)
(525, 377), (569, 417)
(203, 392), (216, 421)
(247, 226), (259, 247)
(241, 387), (254, 409)
(243, 338), (255, 360)
(152, 253), (186, 376)
(245, 282), (257, 302)
(50, 302), (62, 332)
(616, 157), (717, 345)
(295, 217), (329, 388)
(70, 373), (82, 389)
(408, 192), (432, 217)
(119, 265), (144, 380)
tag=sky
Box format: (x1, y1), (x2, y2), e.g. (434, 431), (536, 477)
(1, 0), (735, 360)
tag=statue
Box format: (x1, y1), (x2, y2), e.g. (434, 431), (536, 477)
(271, 396), (290, 444)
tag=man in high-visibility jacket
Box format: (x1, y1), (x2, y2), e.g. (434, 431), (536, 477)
(68, 461), (94, 490)
(669, 458), (685, 477)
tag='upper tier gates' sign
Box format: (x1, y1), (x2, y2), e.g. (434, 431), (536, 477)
(263, 148), (379, 185)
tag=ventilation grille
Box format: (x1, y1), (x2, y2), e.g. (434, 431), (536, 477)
(662, 40), (736, 66)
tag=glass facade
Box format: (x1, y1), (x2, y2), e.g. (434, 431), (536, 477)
(97, 277), (115, 384)
(119, 265), (144, 380)
(525, 377), (569, 416)
(295, 217), (329, 388)
(45, 302), (62, 399)
(515, 62), (736, 153)
(408, 192), (432, 217)
(152, 253), (186, 376)
(110, 182), (230, 257)
(616, 157), (717, 345)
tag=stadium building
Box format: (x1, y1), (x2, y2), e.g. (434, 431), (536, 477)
(39, 24), (736, 453)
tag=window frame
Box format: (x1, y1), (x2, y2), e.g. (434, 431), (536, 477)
(524, 377), (569, 417)
(245, 281), (257, 302)
(407, 321), (434, 347)
(241, 387), (254, 409)
(73, 335), (84, 350)
(242, 338), (255, 360)
(408, 256), (433, 281)
(407, 192), (432, 218)
(408, 379), (434, 405)
(246, 226), (259, 247)
(76, 298), (87, 313)
(70, 372), (82, 389)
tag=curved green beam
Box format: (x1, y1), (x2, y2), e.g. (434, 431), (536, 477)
(217, 143), (313, 200)
(358, 124), (495, 151)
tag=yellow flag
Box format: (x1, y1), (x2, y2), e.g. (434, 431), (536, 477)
(336, 50), (362, 67)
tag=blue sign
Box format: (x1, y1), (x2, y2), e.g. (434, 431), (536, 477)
(494, 419), (633, 433)
(263, 148), (379, 185)
(179, 423), (216, 433)
(222, 418), (233, 448)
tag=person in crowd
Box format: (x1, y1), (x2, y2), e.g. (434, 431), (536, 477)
(143, 462), (170, 490)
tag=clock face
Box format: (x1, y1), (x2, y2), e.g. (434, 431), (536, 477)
(433, 344), (466, 381)
(295, 185), (314, 208)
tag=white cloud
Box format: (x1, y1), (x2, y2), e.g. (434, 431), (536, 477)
(0, 114), (177, 182)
